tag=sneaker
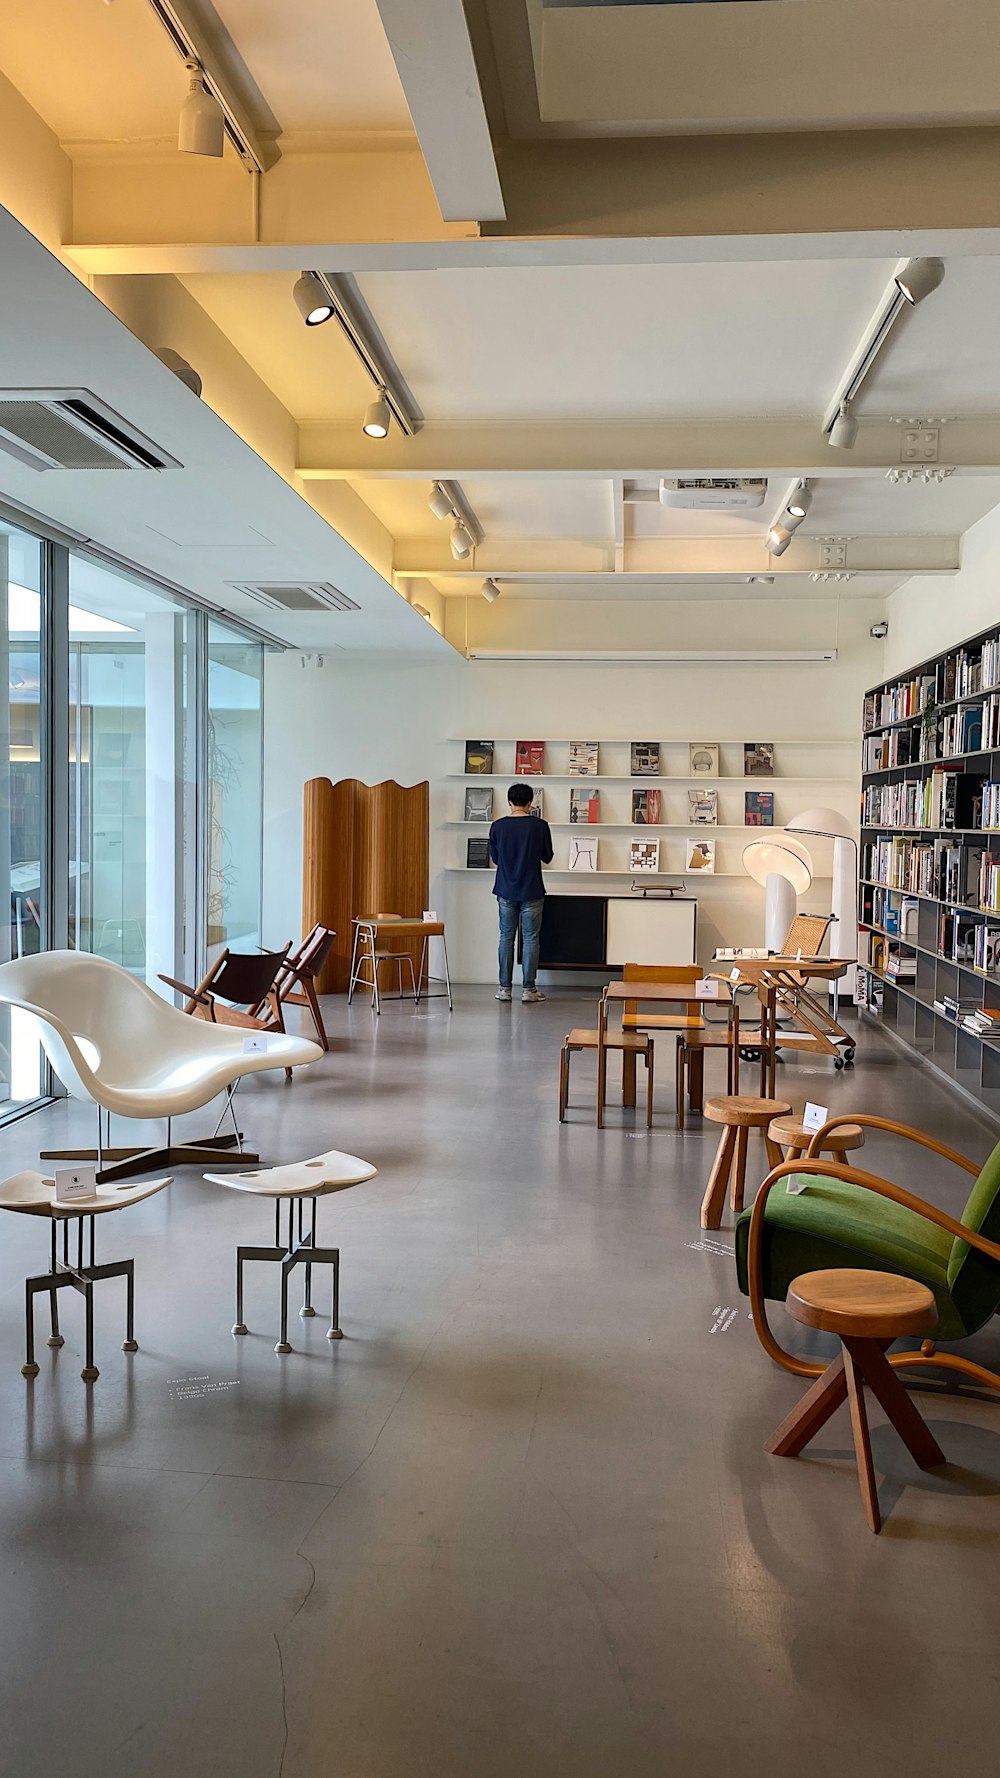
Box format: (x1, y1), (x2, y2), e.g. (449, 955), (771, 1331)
(495, 986), (512, 1002)
(522, 987), (546, 1004)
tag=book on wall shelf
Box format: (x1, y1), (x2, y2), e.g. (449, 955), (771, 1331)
(464, 740), (494, 775)
(631, 741), (660, 776)
(686, 838), (716, 873)
(631, 788), (661, 825)
(688, 743), (719, 777)
(744, 790), (775, 826)
(744, 742), (774, 777)
(569, 740), (599, 776)
(464, 786), (494, 822)
(569, 833), (599, 872)
(629, 837), (660, 874)
(467, 837), (491, 868)
(687, 788), (717, 826)
(515, 740), (544, 775)
(528, 787), (544, 818)
(570, 787), (601, 823)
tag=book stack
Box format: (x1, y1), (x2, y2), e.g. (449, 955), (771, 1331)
(939, 706), (983, 759)
(962, 1006), (1000, 1036)
(885, 952), (917, 981)
(933, 994), (980, 1022)
(982, 780), (1000, 830)
(875, 673), (935, 726)
(979, 853), (1000, 913)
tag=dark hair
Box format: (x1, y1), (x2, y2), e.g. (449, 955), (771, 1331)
(508, 783), (534, 808)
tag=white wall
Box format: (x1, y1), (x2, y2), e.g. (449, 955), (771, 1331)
(262, 596), (882, 981)
(885, 502), (1000, 678)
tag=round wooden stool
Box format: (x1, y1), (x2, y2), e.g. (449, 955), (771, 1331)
(766, 1269), (945, 1533)
(768, 1114), (865, 1162)
(700, 1095), (791, 1229)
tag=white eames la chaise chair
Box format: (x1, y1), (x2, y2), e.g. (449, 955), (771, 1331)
(0, 952), (323, 1183)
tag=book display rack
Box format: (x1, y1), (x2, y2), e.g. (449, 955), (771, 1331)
(857, 622), (1000, 1122)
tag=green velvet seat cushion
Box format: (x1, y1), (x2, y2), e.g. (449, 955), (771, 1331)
(948, 1140), (1000, 1333)
(734, 1174), (971, 1342)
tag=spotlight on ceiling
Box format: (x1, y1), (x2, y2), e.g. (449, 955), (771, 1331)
(895, 257), (946, 306)
(786, 482), (812, 523)
(412, 603), (432, 621)
(178, 60), (224, 158)
(155, 348), (202, 398)
(293, 272), (334, 327)
(450, 520), (474, 560)
(829, 401), (859, 451)
(428, 482), (454, 521)
(767, 525), (793, 557)
(362, 388), (391, 439)
(482, 578), (501, 603)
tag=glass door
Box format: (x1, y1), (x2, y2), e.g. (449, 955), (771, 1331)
(206, 621), (263, 956)
(0, 522), (46, 1108)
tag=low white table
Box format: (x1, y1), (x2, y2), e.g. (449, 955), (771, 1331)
(0, 1170), (171, 1382)
(204, 1149), (377, 1353)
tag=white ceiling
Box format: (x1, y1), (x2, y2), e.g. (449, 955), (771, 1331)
(211, 0), (412, 134)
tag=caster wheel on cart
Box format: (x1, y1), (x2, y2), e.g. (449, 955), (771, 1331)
(844, 1050), (856, 1067)
(834, 1056), (845, 1071)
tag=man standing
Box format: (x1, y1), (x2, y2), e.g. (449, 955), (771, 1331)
(488, 784), (554, 1003)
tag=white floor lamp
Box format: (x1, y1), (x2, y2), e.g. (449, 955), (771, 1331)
(785, 807), (859, 1001)
(743, 837), (814, 952)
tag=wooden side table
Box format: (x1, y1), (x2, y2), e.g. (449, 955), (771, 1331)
(766, 1268), (946, 1533)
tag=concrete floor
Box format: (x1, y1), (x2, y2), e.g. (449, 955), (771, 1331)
(1, 989), (999, 1778)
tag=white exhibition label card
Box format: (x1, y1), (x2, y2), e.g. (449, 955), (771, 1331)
(54, 1165), (97, 1202)
(695, 979), (722, 998)
(802, 1102), (828, 1131)
(242, 1033), (268, 1054)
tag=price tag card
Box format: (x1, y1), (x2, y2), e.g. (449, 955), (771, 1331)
(242, 1033), (268, 1054)
(802, 1101), (828, 1132)
(54, 1165), (97, 1203)
(730, 967), (741, 982)
(695, 979), (722, 999)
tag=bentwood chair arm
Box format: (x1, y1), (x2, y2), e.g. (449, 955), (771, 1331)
(746, 1156), (1000, 1380)
(804, 1114), (981, 1176)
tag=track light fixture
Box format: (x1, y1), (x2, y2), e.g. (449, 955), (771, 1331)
(785, 482), (812, 523)
(155, 348), (202, 397)
(829, 402), (859, 450)
(362, 388), (391, 439)
(178, 60), (224, 158)
(767, 525), (793, 557)
(482, 578), (501, 603)
(293, 272), (334, 327)
(428, 482), (454, 521)
(894, 258), (946, 306)
(450, 520), (474, 560)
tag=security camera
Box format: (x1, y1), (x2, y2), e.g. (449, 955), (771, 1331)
(870, 621), (889, 640)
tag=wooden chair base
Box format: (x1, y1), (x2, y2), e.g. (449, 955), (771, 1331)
(701, 1096), (790, 1229)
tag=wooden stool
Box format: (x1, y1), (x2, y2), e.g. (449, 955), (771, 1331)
(767, 1269), (945, 1533)
(769, 1114), (865, 1162)
(560, 1029), (654, 1126)
(701, 1095), (791, 1229)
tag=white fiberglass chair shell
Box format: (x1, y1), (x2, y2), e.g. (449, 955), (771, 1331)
(0, 952), (323, 1183)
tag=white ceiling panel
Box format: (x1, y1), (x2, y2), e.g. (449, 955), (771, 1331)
(863, 257), (1000, 417)
(180, 274), (375, 419)
(212, 0), (413, 133)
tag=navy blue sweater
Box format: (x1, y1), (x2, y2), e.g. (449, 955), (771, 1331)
(488, 815), (554, 901)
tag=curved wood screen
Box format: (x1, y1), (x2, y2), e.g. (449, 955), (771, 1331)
(302, 778), (429, 992)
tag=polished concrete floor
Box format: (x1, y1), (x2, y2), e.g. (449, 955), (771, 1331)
(1, 989), (999, 1778)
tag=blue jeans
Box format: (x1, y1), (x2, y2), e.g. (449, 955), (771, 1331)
(498, 898), (544, 990)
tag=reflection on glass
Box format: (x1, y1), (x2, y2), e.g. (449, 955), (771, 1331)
(1, 523), (45, 1106)
(207, 622), (263, 954)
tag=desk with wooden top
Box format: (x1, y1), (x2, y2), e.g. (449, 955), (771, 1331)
(599, 979), (760, 1126)
(348, 917), (453, 1013)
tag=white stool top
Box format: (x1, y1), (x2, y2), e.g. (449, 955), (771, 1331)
(0, 1170), (172, 1218)
(203, 1148), (377, 1199)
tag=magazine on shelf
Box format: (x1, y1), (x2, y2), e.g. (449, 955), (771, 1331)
(631, 788), (662, 825)
(744, 742), (774, 777)
(569, 740), (599, 776)
(744, 790), (775, 826)
(515, 740), (544, 775)
(527, 787), (544, 818)
(687, 788), (717, 826)
(688, 743), (719, 776)
(464, 740), (494, 775)
(569, 833), (599, 871)
(467, 837), (491, 868)
(570, 787), (601, 823)
(629, 837), (661, 874)
(464, 786), (494, 822)
(631, 741), (660, 776)
(686, 838), (716, 873)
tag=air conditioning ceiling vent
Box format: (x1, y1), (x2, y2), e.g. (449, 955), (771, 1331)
(0, 391), (179, 471)
(229, 582), (361, 613)
(659, 477), (768, 509)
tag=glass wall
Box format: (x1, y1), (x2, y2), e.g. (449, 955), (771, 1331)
(207, 620), (263, 955)
(1, 522), (45, 1108)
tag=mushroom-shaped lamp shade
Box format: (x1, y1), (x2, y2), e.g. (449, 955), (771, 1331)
(784, 807), (854, 841)
(743, 836), (813, 952)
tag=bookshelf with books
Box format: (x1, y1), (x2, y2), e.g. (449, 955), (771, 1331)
(858, 618), (1000, 1123)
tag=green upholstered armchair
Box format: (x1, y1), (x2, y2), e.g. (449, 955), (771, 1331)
(735, 1115), (1000, 1393)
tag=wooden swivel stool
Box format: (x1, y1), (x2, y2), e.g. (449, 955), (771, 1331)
(701, 1095), (791, 1229)
(768, 1115), (865, 1164)
(767, 1269), (945, 1533)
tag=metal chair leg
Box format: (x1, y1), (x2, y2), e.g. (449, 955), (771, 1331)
(123, 1258), (138, 1353)
(81, 1280), (99, 1382)
(328, 1248), (343, 1340)
(233, 1250), (248, 1335)
(23, 1280), (39, 1378)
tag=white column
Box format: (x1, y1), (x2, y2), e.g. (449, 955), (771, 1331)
(143, 614), (184, 992)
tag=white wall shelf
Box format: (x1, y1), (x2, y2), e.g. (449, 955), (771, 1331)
(449, 821), (805, 832)
(449, 774), (852, 784)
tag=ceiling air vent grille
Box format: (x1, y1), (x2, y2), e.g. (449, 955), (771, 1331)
(0, 391), (179, 471)
(230, 582), (361, 614)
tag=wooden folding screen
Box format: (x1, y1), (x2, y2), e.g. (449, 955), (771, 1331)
(302, 777), (429, 992)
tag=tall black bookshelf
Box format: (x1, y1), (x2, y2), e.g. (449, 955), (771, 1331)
(857, 622), (1000, 1124)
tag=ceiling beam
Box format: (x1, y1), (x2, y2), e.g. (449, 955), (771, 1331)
(298, 418), (1000, 479)
(393, 536), (960, 578)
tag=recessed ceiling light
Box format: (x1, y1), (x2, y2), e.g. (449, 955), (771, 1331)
(894, 258), (946, 306)
(362, 389), (390, 438)
(428, 482), (454, 521)
(293, 272), (334, 327)
(178, 60), (224, 158)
